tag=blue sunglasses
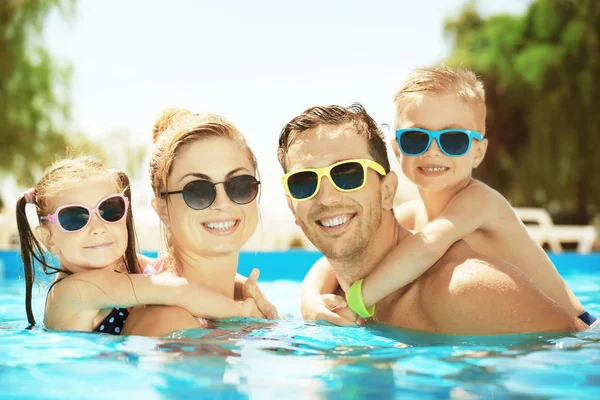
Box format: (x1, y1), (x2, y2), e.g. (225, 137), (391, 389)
(396, 128), (484, 157)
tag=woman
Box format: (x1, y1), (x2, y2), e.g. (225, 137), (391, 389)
(124, 108), (278, 336)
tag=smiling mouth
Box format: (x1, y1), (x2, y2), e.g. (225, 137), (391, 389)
(203, 220), (239, 231)
(418, 166), (449, 173)
(84, 242), (114, 249)
(317, 213), (355, 228)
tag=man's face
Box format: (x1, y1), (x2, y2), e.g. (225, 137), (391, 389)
(284, 123), (385, 263)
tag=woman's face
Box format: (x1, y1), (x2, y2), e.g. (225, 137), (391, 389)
(161, 137), (259, 256)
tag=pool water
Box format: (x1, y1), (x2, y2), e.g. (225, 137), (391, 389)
(1, 255), (600, 399)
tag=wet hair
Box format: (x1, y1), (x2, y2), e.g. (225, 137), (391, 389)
(277, 102), (391, 173)
(394, 66), (487, 132)
(149, 107), (258, 259)
(16, 155), (139, 327)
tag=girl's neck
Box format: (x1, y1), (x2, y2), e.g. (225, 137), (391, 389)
(173, 248), (239, 299)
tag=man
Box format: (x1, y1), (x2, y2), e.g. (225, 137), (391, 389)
(278, 103), (585, 334)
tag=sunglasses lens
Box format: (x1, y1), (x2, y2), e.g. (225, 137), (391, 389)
(57, 206), (90, 231)
(439, 131), (470, 155)
(287, 171), (319, 200)
(181, 180), (216, 210)
(399, 130), (429, 155)
(226, 175), (259, 205)
(331, 162), (364, 190)
(98, 196), (127, 222)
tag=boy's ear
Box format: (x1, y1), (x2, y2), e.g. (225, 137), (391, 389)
(151, 197), (170, 228)
(381, 171), (398, 211)
(284, 194), (300, 226)
(473, 138), (488, 168)
(391, 138), (401, 161)
(34, 225), (55, 253)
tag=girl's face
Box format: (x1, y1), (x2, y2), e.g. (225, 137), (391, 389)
(159, 137), (259, 257)
(37, 174), (129, 273)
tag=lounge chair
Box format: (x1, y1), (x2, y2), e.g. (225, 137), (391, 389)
(514, 207), (597, 254)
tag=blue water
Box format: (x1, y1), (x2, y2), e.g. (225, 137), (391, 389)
(1, 252), (600, 399)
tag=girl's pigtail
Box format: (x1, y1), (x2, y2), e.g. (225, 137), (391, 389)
(117, 171), (140, 274)
(16, 195), (40, 327)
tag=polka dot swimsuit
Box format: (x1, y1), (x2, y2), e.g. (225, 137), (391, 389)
(93, 307), (129, 335)
(45, 278), (128, 335)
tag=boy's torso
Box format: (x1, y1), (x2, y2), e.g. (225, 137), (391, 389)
(396, 189), (564, 307)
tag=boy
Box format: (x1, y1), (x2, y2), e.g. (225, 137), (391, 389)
(301, 66), (596, 327)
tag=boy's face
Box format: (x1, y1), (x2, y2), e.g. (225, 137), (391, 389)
(393, 93), (487, 193)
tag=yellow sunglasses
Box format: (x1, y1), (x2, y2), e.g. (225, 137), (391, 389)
(281, 159), (386, 201)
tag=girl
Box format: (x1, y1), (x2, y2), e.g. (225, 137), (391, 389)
(124, 108), (279, 336)
(17, 156), (266, 334)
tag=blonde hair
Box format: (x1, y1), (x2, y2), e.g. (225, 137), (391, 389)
(149, 107), (258, 260)
(394, 66), (486, 132)
(16, 155), (139, 327)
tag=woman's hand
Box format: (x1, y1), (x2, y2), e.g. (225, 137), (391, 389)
(242, 268), (280, 319)
(241, 297), (267, 319)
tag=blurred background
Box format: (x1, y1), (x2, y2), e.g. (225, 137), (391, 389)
(0, 0), (598, 252)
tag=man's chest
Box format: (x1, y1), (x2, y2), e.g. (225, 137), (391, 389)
(373, 288), (437, 332)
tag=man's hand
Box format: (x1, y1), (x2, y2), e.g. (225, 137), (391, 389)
(242, 268), (280, 319)
(301, 293), (357, 326)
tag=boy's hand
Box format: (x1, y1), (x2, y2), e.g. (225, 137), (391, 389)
(242, 268), (280, 319)
(301, 294), (357, 326)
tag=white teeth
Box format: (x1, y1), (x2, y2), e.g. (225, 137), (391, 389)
(205, 221), (236, 230)
(320, 215), (350, 227)
(420, 167), (448, 172)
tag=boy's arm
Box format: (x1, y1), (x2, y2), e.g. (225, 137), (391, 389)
(301, 257), (356, 326)
(361, 183), (497, 306)
(49, 269), (262, 325)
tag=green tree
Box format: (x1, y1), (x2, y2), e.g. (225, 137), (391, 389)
(444, 0), (600, 224)
(0, 0), (100, 185)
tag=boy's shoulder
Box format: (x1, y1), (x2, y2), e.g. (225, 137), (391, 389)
(393, 200), (422, 229)
(455, 180), (511, 209)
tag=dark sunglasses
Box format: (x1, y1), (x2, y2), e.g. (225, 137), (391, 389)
(281, 159), (386, 201)
(162, 174), (260, 210)
(396, 128), (483, 157)
(40, 194), (129, 232)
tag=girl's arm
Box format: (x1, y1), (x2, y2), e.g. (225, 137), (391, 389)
(360, 183), (498, 307)
(48, 269), (264, 328)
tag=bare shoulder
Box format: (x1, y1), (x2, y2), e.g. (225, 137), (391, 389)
(393, 200), (420, 229)
(123, 305), (201, 336)
(464, 180), (513, 211)
(420, 244), (583, 334)
(311, 255), (331, 269)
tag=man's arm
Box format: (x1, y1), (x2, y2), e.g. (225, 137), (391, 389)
(300, 257), (356, 326)
(422, 256), (587, 335)
(361, 183), (498, 306)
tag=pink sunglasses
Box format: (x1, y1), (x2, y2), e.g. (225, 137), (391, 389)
(40, 194), (129, 233)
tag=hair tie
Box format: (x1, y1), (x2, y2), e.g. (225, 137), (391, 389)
(23, 188), (36, 204)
